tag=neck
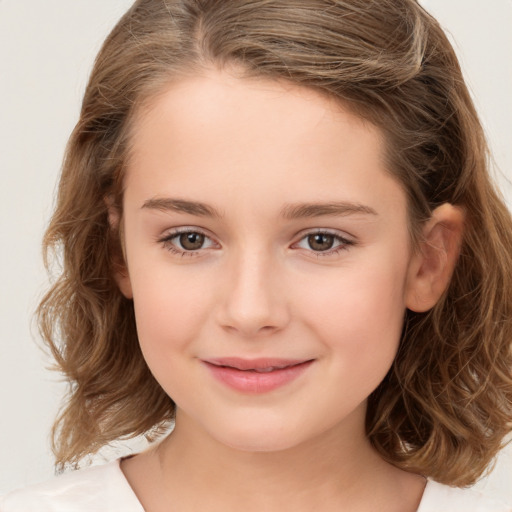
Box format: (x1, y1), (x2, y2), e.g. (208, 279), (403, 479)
(125, 405), (426, 512)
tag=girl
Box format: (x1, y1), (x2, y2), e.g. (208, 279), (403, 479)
(2, 0), (512, 510)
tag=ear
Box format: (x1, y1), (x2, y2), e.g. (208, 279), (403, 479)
(105, 196), (133, 299)
(405, 203), (465, 313)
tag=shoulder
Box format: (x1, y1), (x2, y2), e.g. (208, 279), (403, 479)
(418, 480), (512, 512)
(0, 459), (144, 512)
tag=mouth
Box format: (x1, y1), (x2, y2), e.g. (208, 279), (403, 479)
(201, 357), (315, 393)
(204, 357), (313, 372)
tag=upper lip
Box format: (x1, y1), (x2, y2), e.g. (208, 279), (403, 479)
(203, 357), (313, 371)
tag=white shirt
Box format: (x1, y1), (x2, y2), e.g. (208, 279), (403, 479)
(1, 459), (510, 511)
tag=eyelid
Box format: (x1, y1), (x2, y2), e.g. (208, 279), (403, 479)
(158, 226), (219, 256)
(291, 228), (356, 256)
(157, 226), (356, 258)
(293, 227), (355, 244)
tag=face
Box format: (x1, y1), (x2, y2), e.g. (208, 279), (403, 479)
(119, 69), (416, 453)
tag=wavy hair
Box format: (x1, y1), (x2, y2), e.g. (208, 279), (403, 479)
(38, 0), (512, 485)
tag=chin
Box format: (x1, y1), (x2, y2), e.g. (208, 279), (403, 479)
(205, 417), (306, 454)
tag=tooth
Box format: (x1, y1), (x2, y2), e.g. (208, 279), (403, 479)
(256, 367), (275, 373)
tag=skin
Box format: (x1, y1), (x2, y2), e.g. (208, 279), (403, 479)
(115, 69), (464, 512)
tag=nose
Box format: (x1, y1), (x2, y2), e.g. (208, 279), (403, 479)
(216, 248), (290, 338)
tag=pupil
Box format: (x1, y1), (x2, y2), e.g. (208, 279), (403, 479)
(180, 232), (204, 250)
(308, 234), (334, 251)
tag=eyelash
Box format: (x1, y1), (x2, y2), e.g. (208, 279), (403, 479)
(294, 230), (355, 257)
(158, 228), (216, 258)
(158, 228), (355, 258)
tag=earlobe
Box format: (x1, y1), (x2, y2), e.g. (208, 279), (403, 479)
(105, 196), (133, 299)
(114, 263), (133, 300)
(405, 203), (465, 313)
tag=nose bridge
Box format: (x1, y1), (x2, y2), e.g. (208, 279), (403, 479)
(218, 242), (289, 337)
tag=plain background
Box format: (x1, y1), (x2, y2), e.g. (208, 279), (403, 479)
(1, 0), (511, 500)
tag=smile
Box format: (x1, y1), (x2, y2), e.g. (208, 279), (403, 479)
(201, 358), (314, 393)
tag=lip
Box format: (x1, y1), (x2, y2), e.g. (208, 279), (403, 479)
(201, 357), (314, 394)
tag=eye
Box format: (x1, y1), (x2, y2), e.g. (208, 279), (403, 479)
(177, 232), (206, 251)
(159, 228), (216, 256)
(294, 231), (354, 255)
(306, 233), (336, 251)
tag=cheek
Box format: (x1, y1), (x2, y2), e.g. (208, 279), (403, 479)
(130, 265), (214, 360)
(128, 267), (217, 404)
(298, 258), (408, 379)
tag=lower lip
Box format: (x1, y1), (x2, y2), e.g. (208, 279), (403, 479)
(203, 360), (314, 394)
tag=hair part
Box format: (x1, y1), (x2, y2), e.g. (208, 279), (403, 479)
(38, 0), (512, 485)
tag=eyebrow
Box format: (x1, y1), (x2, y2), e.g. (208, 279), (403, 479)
(142, 197), (224, 218)
(141, 197), (377, 219)
(280, 201), (377, 219)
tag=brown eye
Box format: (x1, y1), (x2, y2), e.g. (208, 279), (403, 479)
(179, 232), (205, 250)
(307, 233), (335, 251)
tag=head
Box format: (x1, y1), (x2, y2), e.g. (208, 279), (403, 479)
(39, 0), (512, 485)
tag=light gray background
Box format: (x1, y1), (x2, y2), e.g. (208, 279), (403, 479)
(1, 0), (511, 499)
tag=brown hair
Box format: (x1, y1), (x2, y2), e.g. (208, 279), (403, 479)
(39, 0), (512, 485)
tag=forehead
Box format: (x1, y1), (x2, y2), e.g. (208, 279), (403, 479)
(124, 69), (405, 219)
(129, 69), (377, 158)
